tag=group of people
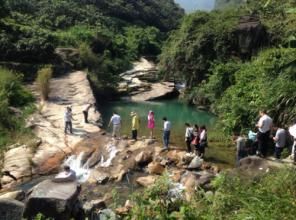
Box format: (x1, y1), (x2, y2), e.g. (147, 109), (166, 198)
(108, 110), (175, 150)
(185, 123), (208, 158)
(233, 110), (296, 165)
(64, 103), (96, 134)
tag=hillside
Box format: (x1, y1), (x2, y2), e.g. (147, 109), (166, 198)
(159, 0), (296, 132)
(0, 0), (184, 147)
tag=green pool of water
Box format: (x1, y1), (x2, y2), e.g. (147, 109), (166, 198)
(99, 99), (235, 167)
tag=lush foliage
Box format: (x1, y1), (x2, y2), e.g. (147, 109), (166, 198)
(0, 0), (184, 99)
(0, 67), (34, 147)
(127, 168), (296, 219)
(217, 48), (296, 133)
(160, 0), (296, 132)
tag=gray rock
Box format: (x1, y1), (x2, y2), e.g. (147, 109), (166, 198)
(83, 199), (106, 217)
(188, 156), (203, 169)
(86, 148), (101, 168)
(0, 199), (25, 220)
(24, 180), (80, 220)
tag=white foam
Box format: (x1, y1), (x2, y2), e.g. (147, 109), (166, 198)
(64, 152), (90, 183)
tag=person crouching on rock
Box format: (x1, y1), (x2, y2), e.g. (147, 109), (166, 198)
(53, 165), (77, 182)
(82, 103), (94, 123)
(131, 111), (140, 140)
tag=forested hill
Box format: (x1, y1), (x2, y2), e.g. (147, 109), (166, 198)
(0, 0), (184, 64)
(0, 0), (184, 146)
(160, 0), (296, 133)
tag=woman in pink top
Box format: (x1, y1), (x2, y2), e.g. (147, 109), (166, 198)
(147, 110), (155, 138)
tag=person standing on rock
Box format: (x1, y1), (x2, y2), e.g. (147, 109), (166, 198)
(185, 123), (193, 152)
(198, 125), (207, 158)
(147, 110), (155, 138)
(82, 103), (95, 123)
(256, 110), (273, 157)
(233, 132), (247, 166)
(131, 111), (140, 140)
(162, 117), (171, 150)
(191, 124), (200, 154)
(108, 111), (121, 139)
(272, 125), (286, 159)
(64, 106), (74, 134)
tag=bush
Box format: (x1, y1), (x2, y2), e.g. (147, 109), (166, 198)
(127, 168), (296, 219)
(36, 66), (53, 101)
(0, 67), (34, 147)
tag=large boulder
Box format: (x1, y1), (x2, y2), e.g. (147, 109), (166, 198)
(0, 199), (25, 220)
(235, 15), (267, 58)
(24, 180), (80, 220)
(1, 144), (33, 185)
(236, 156), (285, 177)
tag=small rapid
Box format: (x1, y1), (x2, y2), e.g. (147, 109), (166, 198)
(63, 152), (90, 183)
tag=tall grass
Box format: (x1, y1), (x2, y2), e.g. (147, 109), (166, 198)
(36, 66), (52, 101)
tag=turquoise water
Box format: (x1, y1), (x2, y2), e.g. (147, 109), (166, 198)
(99, 99), (216, 146)
(100, 99), (235, 167)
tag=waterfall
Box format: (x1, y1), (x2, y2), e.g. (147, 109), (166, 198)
(64, 152), (90, 183)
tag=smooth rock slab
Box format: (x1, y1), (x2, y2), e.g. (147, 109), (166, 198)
(24, 180), (80, 220)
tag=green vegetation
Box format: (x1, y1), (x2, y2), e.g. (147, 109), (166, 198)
(0, 0), (184, 147)
(0, 67), (34, 148)
(0, 0), (184, 98)
(127, 168), (296, 219)
(36, 66), (53, 101)
(160, 0), (296, 132)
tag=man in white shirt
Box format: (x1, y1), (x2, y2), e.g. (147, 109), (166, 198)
(108, 112), (121, 139)
(256, 110), (273, 157)
(162, 117), (171, 150)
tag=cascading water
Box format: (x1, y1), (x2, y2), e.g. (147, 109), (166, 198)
(64, 152), (90, 183)
(98, 144), (118, 167)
